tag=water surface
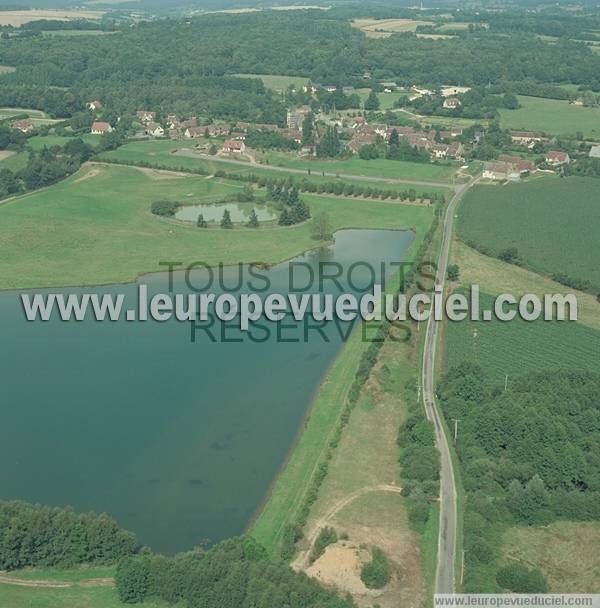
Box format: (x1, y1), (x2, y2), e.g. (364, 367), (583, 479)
(175, 202), (277, 223)
(0, 229), (412, 553)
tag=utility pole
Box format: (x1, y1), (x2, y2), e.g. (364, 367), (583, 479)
(452, 418), (460, 443)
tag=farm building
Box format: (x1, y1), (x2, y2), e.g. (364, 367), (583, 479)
(589, 145), (600, 158)
(11, 119), (34, 133)
(184, 126), (205, 139)
(443, 97), (461, 109)
(545, 151), (570, 166)
(90, 121), (112, 135)
(510, 130), (544, 146)
(482, 161), (520, 181)
(145, 122), (165, 138)
(498, 155), (536, 173)
(221, 139), (246, 153)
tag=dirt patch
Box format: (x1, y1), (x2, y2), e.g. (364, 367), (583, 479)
(307, 542), (374, 597)
(0, 573), (114, 589)
(0, 150), (15, 161)
(128, 165), (190, 180)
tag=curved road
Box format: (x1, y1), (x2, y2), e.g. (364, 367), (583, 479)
(421, 178), (475, 594)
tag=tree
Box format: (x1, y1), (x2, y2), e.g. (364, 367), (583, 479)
(388, 128), (400, 147)
(496, 563), (548, 593)
(316, 126), (340, 158)
(301, 112), (314, 146)
(359, 144), (380, 160)
(364, 90), (380, 111)
(221, 209), (233, 229)
(447, 264), (460, 281)
(247, 208), (259, 228)
(360, 547), (390, 589)
(237, 184), (255, 202)
(197, 213), (207, 228)
(311, 212), (333, 241)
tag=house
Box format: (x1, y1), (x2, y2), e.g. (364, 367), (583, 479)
(90, 121), (112, 135)
(221, 139), (246, 153)
(86, 100), (102, 111)
(431, 143), (449, 159)
(443, 97), (461, 109)
(322, 85), (337, 92)
(498, 155), (536, 174)
(347, 132), (377, 154)
(589, 145), (600, 158)
(11, 119), (34, 133)
(510, 131), (544, 146)
(184, 126), (206, 139)
(281, 129), (302, 144)
(145, 122), (164, 137)
(483, 161), (512, 181)
(168, 129), (179, 140)
(352, 116), (366, 129)
(447, 141), (464, 160)
(136, 110), (156, 124)
(545, 150), (570, 166)
(371, 124), (388, 138)
(206, 124), (230, 137)
(166, 115), (180, 129)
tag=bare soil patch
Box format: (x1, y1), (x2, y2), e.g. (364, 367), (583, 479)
(0, 9), (105, 26)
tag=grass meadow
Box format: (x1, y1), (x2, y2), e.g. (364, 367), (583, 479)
(498, 95), (600, 137)
(457, 176), (600, 293)
(0, 162), (434, 289)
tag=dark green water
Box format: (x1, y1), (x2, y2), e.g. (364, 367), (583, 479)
(0, 229), (412, 554)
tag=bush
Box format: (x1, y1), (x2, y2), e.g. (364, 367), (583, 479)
(151, 200), (179, 217)
(360, 547), (391, 589)
(310, 527), (338, 563)
(496, 563), (548, 593)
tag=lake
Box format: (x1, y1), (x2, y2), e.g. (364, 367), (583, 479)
(0, 229), (412, 554)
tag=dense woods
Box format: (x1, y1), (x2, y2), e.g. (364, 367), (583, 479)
(438, 366), (600, 591)
(116, 536), (356, 607)
(0, 500), (138, 570)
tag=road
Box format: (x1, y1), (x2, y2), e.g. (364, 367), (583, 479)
(174, 149), (460, 191)
(421, 178), (475, 594)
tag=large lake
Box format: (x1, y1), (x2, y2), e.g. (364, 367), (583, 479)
(0, 229), (412, 554)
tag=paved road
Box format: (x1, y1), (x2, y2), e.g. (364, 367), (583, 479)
(175, 150), (460, 191)
(421, 178), (475, 594)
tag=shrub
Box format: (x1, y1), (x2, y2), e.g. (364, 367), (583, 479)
(360, 547), (391, 589)
(151, 200), (179, 217)
(310, 527), (338, 564)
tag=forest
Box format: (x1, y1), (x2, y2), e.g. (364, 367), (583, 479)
(438, 365), (600, 591)
(1, 9), (600, 121)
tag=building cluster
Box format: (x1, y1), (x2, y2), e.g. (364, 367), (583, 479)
(345, 119), (464, 160)
(483, 150), (570, 181)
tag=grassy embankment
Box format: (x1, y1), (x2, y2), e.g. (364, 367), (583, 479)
(0, 162), (438, 289)
(443, 176), (600, 591)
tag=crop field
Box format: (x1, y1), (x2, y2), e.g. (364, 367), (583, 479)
(231, 73), (309, 91)
(502, 523), (600, 592)
(498, 95), (600, 138)
(0, 107), (48, 119)
(351, 18), (434, 38)
(0, 162), (434, 289)
(0, 150), (28, 172)
(457, 176), (600, 293)
(443, 289), (600, 384)
(0, 9), (104, 26)
(258, 151), (456, 182)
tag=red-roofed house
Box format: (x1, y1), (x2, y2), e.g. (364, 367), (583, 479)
(546, 150), (570, 166)
(11, 119), (34, 133)
(221, 139), (246, 154)
(90, 121), (112, 135)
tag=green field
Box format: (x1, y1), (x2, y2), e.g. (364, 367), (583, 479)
(0, 107), (48, 119)
(27, 133), (102, 150)
(259, 150), (456, 182)
(355, 88), (410, 110)
(457, 176), (600, 293)
(0, 150), (28, 171)
(98, 140), (454, 196)
(499, 95), (600, 137)
(0, 162), (434, 289)
(232, 73), (309, 91)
